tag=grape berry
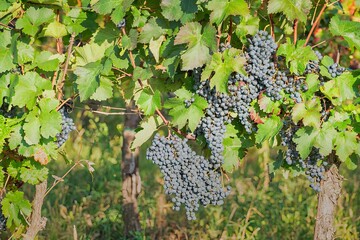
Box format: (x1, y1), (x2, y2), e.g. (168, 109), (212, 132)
(146, 134), (230, 220)
(56, 107), (76, 147)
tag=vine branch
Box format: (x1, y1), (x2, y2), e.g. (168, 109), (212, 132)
(57, 32), (76, 100)
(304, 2), (328, 46)
(23, 181), (48, 240)
(227, 18), (232, 44)
(293, 19), (298, 45)
(269, 14), (275, 39)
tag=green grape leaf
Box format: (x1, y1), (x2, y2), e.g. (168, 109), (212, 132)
(149, 35), (165, 63)
(74, 42), (111, 66)
(161, 0), (183, 21)
(23, 110), (41, 145)
(303, 73), (320, 100)
(0, 1), (12, 11)
(38, 98), (62, 138)
(292, 98), (321, 128)
(202, 48), (246, 93)
(207, 0), (249, 25)
(133, 67), (153, 81)
(313, 122), (337, 156)
(222, 123), (254, 172)
(17, 42), (35, 65)
(15, 7), (55, 36)
(11, 73), (39, 109)
(131, 116), (162, 150)
(222, 137), (242, 172)
(334, 131), (358, 162)
(174, 22), (216, 70)
(138, 18), (166, 44)
(74, 61), (103, 101)
(321, 55), (334, 67)
(31, 51), (61, 72)
(344, 155), (358, 170)
(0, 115), (14, 153)
(236, 14), (259, 42)
(92, 0), (122, 15)
(164, 89), (208, 131)
(0, 31), (11, 48)
(335, 72), (357, 102)
(0, 167), (4, 187)
(255, 116), (283, 144)
(258, 95), (281, 114)
(44, 21), (68, 38)
(277, 39), (317, 75)
(90, 76), (114, 101)
(63, 8), (87, 34)
(136, 89), (162, 115)
(268, 0), (312, 23)
(293, 127), (319, 159)
(2, 191), (32, 228)
(19, 160), (49, 185)
(0, 73), (10, 106)
(93, 22), (119, 44)
(321, 72), (357, 105)
(329, 15), (360, 51)
(0, 47), (14, 73)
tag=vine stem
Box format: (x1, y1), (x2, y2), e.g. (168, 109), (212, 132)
(0, 174), (10, 196)
(293, 19), (298, 45)
(216, 23), (222, 49)
(304, 2), (328, 46)
(269, 14), (275, 39)
(227, 18), (232, 44)
(56, 94), (78, 111)
(44, 161), (82, 197)
(57, 32), (76, 100)
(120, 27), (195, 140)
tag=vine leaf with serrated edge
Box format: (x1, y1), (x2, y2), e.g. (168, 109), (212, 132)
(164, 88), (208, 132)
(174, 22), (217, 70)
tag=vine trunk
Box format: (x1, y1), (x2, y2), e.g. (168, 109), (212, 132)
(314, 163), (343, 240)
(121, 102), (141, 237)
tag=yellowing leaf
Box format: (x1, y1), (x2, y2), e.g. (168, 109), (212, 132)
(44, 21), (68, 38)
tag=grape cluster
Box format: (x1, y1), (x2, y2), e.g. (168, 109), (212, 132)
(280, 119), (328, 192)
(184, 97), (195, 108)
(146, 134), (230, 220)
(0, 103), (16, 118)
(219, 42), (231, 52)
(0, 200), (6, 231)
(227, 74), (254, 133)
(227, 31), (278, 132)
(116, 19), (126, 29)
(328, 63), (345, 78)
(299, 148), (326, 192)
(246, 31), (277, 83)
(193, 68), (234, 166)
(305, 50), (323, 74)
(279, 119), (300, 165)
(56, 107), (76, 147)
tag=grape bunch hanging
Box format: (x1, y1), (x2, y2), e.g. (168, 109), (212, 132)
(147, 31), (347, 219)
(56, 107), (76, 147)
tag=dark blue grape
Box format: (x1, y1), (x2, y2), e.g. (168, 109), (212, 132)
(146, 134), (230, 220)
(56, 107), (76, 147)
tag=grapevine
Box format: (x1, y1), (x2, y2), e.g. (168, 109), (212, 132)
(0, 0), (359, 238)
